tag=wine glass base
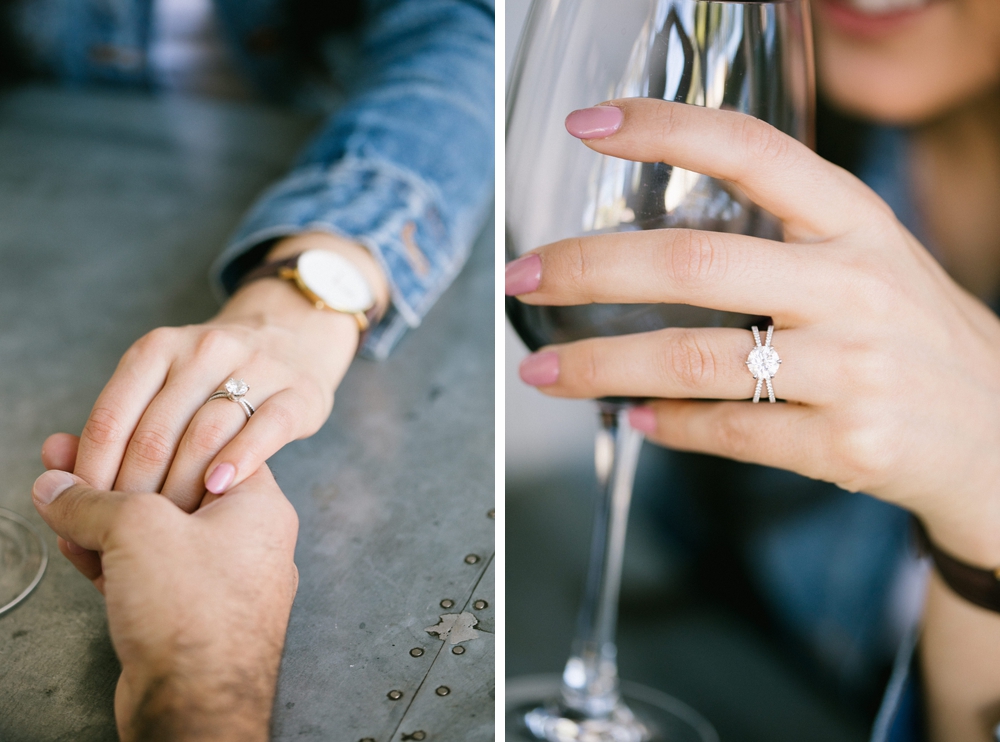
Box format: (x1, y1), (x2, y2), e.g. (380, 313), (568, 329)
(0, 508), (48, 616)
(506, 675), (718, 742)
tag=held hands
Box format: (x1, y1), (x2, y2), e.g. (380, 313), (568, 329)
(35, 435), (299, 742)
(68, 233), (388, 514)
(508, 98), (1000, 568)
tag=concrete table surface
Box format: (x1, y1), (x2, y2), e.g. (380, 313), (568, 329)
(0, 86), (494, 742)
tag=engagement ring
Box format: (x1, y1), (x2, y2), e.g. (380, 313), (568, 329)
(208, 378), (255, 419)
(746, 325), (780, 404)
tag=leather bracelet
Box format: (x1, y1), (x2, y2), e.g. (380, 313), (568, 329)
(913, 518), (1000, 613)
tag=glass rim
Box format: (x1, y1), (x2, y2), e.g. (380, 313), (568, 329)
(0, 507), (49, 617)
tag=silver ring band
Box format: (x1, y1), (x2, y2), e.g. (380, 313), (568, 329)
(746, 325), (781, 404)
(207, 378), (255, 420)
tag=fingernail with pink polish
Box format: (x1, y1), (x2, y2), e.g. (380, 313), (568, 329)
(505, 254), (542, 296)
(629, 406), (657, 434)
(519, 352), (560, 387)
(565, 105), (624, 139)
(205, 463), (236, 494)
(33, 470), (75, 505)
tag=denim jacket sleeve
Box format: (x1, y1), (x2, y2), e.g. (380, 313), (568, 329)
(209, 0), (495, 359)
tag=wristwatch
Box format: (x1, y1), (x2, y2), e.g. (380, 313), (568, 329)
(239, 249), (379, 332)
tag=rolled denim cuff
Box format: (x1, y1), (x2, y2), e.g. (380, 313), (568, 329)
(211, 155), (469, 360)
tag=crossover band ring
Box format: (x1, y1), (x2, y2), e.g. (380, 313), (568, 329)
(745, 325), (781, 404)
(208, 378), (255, 420)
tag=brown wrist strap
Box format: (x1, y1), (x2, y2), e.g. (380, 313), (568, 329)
(913, 518), (1000, 613)
(236, 252), (380, 337)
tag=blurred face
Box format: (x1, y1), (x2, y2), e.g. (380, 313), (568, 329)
(813, 0), (1000, 123)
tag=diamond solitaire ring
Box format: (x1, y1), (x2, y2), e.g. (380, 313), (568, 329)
(746, 325), (781, 404)
(208, 378), (255, 419)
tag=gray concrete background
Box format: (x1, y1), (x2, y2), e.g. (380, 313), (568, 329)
(0, 86), (493, 742)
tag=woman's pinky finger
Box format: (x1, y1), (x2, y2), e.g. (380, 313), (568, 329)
(203, 389), (317, 496)
(630, 398), (831, 480)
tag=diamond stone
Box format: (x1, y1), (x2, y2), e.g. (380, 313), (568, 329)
(225, 378), (249, 397)
(746, 346), (780, 379)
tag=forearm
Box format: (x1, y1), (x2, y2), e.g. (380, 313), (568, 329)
(921, 571), (1000, 741)
(125, 671), (276, 742)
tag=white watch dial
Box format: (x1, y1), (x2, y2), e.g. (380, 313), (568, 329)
(297, 249), (375, 314)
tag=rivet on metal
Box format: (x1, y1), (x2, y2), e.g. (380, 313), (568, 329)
(387, 689), (404, 701)
(473, 600), (488, 610)
(409, 647), (424, 657)
(452, 646), (465, 655)
(402, 733), (427, 742)
(487, 508), (495, 519)
(464, 554), (480, 564)
(360, 739), (376, 742)
(435, 685), (451, 696)
(439, 598), (454, 609)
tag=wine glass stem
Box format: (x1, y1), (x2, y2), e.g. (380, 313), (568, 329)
(560, 401), (644, 718)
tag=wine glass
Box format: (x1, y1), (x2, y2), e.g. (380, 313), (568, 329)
(506, 1), (814, 740)
(0, 508), (48, 617)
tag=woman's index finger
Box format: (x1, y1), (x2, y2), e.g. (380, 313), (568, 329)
(572, 98), (880, 241)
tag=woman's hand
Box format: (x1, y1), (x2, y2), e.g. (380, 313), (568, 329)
(68, 232), (388, 513)
(507, 98), (1000, 569)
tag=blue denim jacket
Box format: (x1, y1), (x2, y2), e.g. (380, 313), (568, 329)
(14, 0), (495, 359)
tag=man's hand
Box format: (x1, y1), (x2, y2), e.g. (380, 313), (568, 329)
(36, 435), (299, 742)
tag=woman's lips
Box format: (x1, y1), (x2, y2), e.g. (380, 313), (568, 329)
(817, 0), (936, 38)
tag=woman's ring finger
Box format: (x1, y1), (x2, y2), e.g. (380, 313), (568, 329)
(520, 325), (828, 405)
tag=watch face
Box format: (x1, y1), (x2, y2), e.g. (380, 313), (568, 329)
(297, 249), (375, 313)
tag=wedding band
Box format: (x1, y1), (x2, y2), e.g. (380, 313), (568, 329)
(208, 378), (255, 420)
(745, 325), (781, 404)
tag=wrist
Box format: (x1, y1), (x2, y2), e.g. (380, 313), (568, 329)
(921, 505), (1000, 569)
(265, 231), (391, 323)
(121, 651), (278, 742)
(217, 275), (360, 350)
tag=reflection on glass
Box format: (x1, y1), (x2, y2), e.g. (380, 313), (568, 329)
(0, 508), (48, 617)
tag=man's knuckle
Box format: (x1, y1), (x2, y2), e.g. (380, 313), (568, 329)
(115, 493), (170, 531)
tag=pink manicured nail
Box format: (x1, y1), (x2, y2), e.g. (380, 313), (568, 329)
(519, 352), (560, 386)
(565, 105), (624, 139)
(629, 406), (657, 434)
(205, 463), (236, 494)
(505, 254), (542, 296)
(33, 470), (75, 505)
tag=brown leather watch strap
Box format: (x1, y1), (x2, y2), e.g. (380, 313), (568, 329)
(913, 518), (1000, 613)
(236, 252), (380, 333)
(236, 255), (299, 288)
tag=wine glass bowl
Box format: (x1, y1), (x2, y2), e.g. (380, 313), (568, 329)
(0, 508), (48, 617)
